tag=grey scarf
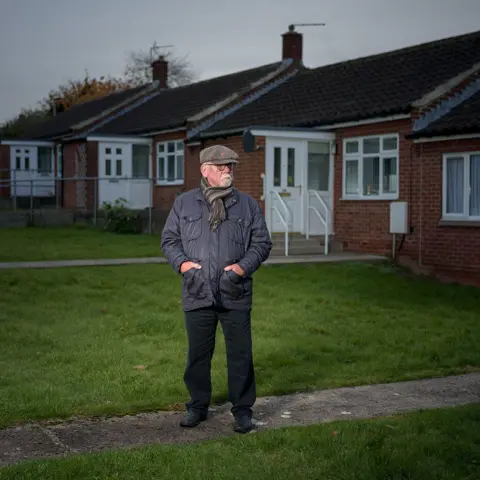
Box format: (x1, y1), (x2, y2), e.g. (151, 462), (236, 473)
(200, 176), (233, 231)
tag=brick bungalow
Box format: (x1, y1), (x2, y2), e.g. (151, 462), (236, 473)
(0, 28), (303, 210)
(190, 28), (480, 279)
(1, 27), (479, 280)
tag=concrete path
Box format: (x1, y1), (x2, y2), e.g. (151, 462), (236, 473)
(0, 253), (386, 270)
(1, 373), (478, 466)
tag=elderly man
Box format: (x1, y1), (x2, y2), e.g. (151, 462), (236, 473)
(161, 144), (272, 434)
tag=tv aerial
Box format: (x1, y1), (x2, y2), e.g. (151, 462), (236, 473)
(288, 23), (326, 32)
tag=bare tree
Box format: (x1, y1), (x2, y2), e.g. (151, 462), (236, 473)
(123, 42), (198, 88)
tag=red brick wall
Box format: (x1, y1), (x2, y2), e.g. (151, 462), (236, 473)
(333, 118), (480, 277)
(408, 138), (480, 275)
(0, 145), (10, 197)
(333, 119), (414, 255)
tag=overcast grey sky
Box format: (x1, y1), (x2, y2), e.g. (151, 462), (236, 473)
(1, 0), (479, 123)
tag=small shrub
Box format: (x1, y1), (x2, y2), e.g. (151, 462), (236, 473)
(100, 198), (142, 234)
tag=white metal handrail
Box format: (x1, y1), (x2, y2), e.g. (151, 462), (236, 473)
(270, 190), (290, 256)
(306, 190), (330, 255)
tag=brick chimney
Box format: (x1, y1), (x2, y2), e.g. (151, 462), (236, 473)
(151, 56), (168, 88)
(282, 26), (303, 62)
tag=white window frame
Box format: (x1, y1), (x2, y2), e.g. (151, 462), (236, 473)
(442, 151), (480, 222)
(156, 140), (184, 185)
(342, 133), (399, 200)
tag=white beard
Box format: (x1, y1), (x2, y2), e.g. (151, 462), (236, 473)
(219, 174), (233, 187)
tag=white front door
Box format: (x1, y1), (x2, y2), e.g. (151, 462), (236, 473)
(265, 139), (305, 233)
(98, 142), (151, 209)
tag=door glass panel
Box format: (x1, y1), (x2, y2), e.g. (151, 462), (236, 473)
(105, 148), (111, 154)
(132, 145), (150, 178)
(116, 148), (122, 155)
(105, 159), (111, 176)
(308, 142), (330, 191)
(273, 147), (281, 187)
(16, 157), (21, 169)
(24, 157), (30, 170)
(116, 159), (122, 176)
(287, 148), (295, 186)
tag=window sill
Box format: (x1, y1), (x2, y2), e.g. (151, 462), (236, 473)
(439, 219), (480, 227)
(340, 194), (399, 201)
(156, 181), (184, 187)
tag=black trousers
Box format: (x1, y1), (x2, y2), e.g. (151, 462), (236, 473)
(183, 306), (256, 418)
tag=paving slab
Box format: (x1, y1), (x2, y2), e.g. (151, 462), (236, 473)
(1, 373), (478, 466)
(0, 253), (386, 270)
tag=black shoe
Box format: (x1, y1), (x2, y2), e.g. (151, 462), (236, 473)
(180, 410), (207, 428)
(234, 415), (255, 434)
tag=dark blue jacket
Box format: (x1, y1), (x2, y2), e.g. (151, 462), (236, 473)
(161, 187), (272, 311)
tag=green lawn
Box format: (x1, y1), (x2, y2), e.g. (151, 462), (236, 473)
(0, 226), (161, 262)
(0, 261), (479, 428)
(1, 405), (479, 479)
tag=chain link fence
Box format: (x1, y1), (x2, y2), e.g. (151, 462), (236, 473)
(0, 172), (169, 233)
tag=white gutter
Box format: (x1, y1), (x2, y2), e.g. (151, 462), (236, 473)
(313, 114), (411, 130)
(412, 133), (480, 143)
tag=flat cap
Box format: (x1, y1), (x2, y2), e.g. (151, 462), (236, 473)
(199, 145), (239, 165)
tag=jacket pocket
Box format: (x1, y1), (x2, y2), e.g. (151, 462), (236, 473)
(183, 266), (208, 300)
(219, 270), (244, 301)
(181, 213), (202, 258)
(225, 215), (247, 260)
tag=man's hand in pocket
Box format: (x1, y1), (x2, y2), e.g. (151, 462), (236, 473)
(224, 264), (245, 277)
(180, 261), (201, 273)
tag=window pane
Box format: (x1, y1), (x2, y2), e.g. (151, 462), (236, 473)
(383, 137), (397, 151)
(132, 144), (150, 178)
(446, 157), (464, 214)
(176, 141), (184, 151)
(345, 160), (359, 195)
(105, 159), (111, 176)
(16, 157), (21, 169)
(116, 148), (122, 155)
(287, 148), (295, 186)
(167, 142), (175, 153)
(470, 154), (480, 217)
(158, 144), (165, 153)
(105, 148), (111, 154)
(38, 147), (52, 174)
(308, 146), (329, 191)
(363, 138), (380, 154)
(274, 147), (281, 187)
(176, 154), (184, 180)
(363, 156), (380, 196)
(25, 157), (30, 170)
(345, 141), (358, 154)
(158, 157), (165, 181)
(383, 157), (397, 194)
(116, 159), (122, 176)
(167, 155), (175, 181)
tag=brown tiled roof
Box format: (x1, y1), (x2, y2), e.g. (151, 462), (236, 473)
(22, 85), (150, 140)
(409, 89), (480, 138)
(92, 62), (285, 135)
(201, 29), (480, 135)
